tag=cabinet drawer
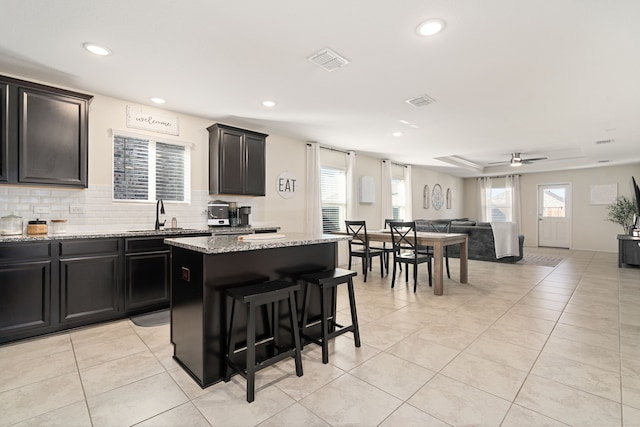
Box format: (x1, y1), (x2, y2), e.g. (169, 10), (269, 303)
(622, 240), (640, 265)
(0, 242), (51, 261)
(125, 237), (167, 253)
(59, 239), (119, 257)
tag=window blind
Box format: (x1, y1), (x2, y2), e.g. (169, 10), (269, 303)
(320, 167), (346, 232)
(113, 136), (149, 200)
(156, 142), (185, 201)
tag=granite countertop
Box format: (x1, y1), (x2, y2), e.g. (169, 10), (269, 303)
(164, 232), (351, 254)
(0, 226), (279, 243)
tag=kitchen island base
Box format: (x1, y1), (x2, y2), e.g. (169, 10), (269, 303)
(170, 240), (339, 388)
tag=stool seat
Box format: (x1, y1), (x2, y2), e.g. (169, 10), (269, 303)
(300, 268), (361, 364)
(225, 279), (303, 403)
(228, 280), (300, 303)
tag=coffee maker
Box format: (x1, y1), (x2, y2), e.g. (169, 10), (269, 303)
(207, 201), (230, 226)
(239, 206), (251, 226)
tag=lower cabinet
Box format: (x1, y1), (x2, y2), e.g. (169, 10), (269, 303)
(58, 239), (120, 325)
(0, 232), (209, 344)
(0, 241), (52, 342)
(125, 237), (170, 313)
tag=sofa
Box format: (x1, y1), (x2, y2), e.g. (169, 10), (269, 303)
(415, 219), (524, 263)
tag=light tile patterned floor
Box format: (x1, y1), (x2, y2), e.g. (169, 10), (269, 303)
(1, 249), (640, 426)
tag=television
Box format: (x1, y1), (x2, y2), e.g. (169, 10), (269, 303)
(633, 176), (640, 230)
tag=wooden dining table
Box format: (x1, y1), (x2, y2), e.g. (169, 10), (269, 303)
(335, 230), (468, 296)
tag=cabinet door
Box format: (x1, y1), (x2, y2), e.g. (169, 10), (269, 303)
(18, 87), (88, 187)
(622, 240), (640, 265)
(59, 254), (119, 323)
(219, 127), (244, 194)
(0, 82), (7, 183)
(125, 251), (170, 312)
(0, 261), (51, 335)
(244, 133), (265, 196)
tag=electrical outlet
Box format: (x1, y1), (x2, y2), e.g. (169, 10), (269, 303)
(33, 206), (50, 214)
(70, 205), (85, 214)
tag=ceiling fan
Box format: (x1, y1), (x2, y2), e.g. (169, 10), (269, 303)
(488, 152), (548, 167)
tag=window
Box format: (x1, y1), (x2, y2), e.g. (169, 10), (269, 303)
(320, 167), (346, 232)
(113, 133), (191, 203)
(391, 178), (406, 220)
(487, 187), (511, 222)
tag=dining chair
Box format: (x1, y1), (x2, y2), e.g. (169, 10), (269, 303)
(418, 219), (452, 279)
(388, 221), (432, 292)
(344, 220), (384, 282)
(368, 218), (402, 275)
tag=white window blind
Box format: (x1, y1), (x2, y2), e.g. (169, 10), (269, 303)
(320, 167), (346, 232)
(113, 134), (190, 203)
(391, 178), (406, 220)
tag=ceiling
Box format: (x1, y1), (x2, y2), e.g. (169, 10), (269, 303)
(2, 0), (639, 177)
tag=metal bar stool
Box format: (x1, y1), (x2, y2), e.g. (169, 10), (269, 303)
(299, 268), (361, 364)
(224, 280), (303, 403)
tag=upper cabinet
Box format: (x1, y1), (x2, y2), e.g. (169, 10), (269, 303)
(208, 123), (267, 196)
(0, 75), (92, 187)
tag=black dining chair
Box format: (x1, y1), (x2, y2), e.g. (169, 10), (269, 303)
(388, 221), (432, 292)
(417, 219), (451, 279)
(368, 218), (402, 275)
(344, 220), (384, 282)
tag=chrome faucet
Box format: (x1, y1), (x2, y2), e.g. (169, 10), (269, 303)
(155, 199), (166, 230)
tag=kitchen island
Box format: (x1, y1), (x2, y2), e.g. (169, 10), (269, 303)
(164, 232), (350, 388)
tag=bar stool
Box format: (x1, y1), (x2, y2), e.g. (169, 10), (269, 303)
(299, 268), (361, 364)
(224, 280), (303, 403)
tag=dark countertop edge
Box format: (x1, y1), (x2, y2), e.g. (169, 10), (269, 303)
(164, 233), (351, 254)
(0, 226), (280, 243)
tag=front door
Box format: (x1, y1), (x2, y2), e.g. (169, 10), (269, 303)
(538, 184), (571, 248)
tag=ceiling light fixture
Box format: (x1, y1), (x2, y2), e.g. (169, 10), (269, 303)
(416, 19), (446, 36)
(262, 100), (276, 108)
(82, 42), (112, 56)
(392, 131), (404, 137)
(150, 97), (166, 104)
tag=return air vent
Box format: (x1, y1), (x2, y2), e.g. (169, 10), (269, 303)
(595, 139), (614, 145)
(405, 94), (437, 107)
(308, 48), (350, 72)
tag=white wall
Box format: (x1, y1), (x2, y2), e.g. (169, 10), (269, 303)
(411, 166), (465, 220)
(463, 163), (640, 252)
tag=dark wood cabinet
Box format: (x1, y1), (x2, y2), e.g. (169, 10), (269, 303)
(208, 123), (267, 196)
(58, 239), (120, 325)
(0, 75), (91, 187)
(0, 82), (7, 183)
(0, 242), (52, 337)
(125, 237), (170, 313)
(618, 235), (640, 267)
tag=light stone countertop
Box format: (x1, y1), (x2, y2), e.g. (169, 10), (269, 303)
(0, 226), (279, 243)
(164, 232), (351, 254)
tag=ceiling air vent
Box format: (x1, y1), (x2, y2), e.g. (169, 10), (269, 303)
(308, 48), (349, 72)
(595, 139), (614, 145)
(405, 94), (437, 107)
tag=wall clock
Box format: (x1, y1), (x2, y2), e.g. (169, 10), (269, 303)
(432, 184), (444, 211)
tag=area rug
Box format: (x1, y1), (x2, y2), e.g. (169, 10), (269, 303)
(518, 254), (565, 267)
(130, 309), (170, 327)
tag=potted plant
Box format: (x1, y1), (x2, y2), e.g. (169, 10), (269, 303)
(606, 196), (638, 234)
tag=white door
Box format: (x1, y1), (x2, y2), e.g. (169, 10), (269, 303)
(538, 184), (571, 248)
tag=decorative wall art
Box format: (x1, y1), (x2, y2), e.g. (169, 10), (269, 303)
(432, 184), (444, 211)
(126, 105), (179, 135)
(423, 185), (430, 209)
(446, 188), (452, 209)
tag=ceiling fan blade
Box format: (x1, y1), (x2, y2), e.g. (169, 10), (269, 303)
(521, 156), (548, 163)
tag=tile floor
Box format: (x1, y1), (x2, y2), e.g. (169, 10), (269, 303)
(2, 248), (640, 426)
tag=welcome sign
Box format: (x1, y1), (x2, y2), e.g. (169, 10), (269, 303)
(126, 105), (179, 135)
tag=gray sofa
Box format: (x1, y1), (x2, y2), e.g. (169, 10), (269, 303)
(415, 219), (524, 263)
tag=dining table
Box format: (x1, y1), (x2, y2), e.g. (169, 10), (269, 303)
(335, 229), (468, 296)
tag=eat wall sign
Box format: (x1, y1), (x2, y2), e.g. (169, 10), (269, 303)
(276, 171), (297, 199)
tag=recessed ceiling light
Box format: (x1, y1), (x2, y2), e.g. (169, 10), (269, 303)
(416, 19), (446, 36)
(150, 97), (166, 104)
(392, 131), (404, 137)
(399, 120), (410, 125)
(409, 124), (420, 129)
(262, 100), (276, 108)
(82, 42), (112, 56)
